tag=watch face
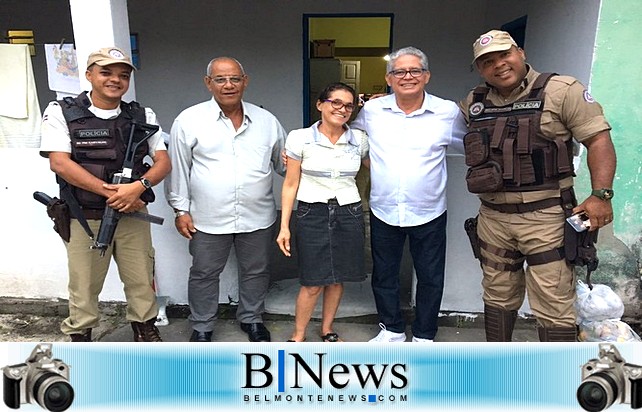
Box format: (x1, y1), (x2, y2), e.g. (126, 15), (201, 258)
(140, 178), (152, 189)
(604, 189), (614, 199)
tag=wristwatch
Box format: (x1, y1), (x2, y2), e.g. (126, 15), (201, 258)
(174, 210), (189, 219)
(591, 188), (614, 200)
(139, 177), (152, 190)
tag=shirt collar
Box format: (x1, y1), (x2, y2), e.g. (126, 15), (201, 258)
(312, 121), (359, 146)
(210, 98), (250, 121)
(87, 92), (121, 119)
(383, 91), (436, 115)
(485, 64), (539, 100)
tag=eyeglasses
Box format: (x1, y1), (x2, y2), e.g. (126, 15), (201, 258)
(207, 75), (245, 85)
(388, 68), (426, 79)
(323, 99), (355, 112)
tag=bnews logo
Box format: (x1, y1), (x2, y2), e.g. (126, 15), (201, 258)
(242, 350), (409, 404)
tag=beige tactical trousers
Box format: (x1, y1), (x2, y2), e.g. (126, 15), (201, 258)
(61, 212), (157, 334)
(477, 203), (576, 328)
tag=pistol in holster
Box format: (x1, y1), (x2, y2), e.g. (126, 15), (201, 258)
(33, 191), (71, 242)
(464, 216), (482, 260)
(561, 188), (599, 286)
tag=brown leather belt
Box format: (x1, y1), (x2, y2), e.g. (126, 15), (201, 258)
(480, 197), (560, 214)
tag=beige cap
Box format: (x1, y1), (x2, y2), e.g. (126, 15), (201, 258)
(86, 47), (136, 70)
(472, 30), (518, 63)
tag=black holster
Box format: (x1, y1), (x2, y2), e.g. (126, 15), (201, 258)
(561, 188), (599, 280)
(464, 216), (482, 260)
(46, 198), (71, 242)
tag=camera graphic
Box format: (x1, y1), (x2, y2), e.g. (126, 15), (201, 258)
(577, 343), (642, 411)
(3, 344), (74, 411)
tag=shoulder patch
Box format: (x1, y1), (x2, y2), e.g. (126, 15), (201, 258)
(583, 90), (595, 103)
(469, 102), (484, 117)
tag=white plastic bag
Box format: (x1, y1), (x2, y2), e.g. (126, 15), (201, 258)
(575, 280), (624, 322)
(575, 280), (641, 342)
(578, 319), (642, 342)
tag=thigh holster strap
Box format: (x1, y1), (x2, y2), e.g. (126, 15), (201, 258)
(479, 238), (525, 272)
(481, 256), (525, 272)
(526, 247), (565, 266)
(478, 239), (564, 270)
(479, 238), (523, 259)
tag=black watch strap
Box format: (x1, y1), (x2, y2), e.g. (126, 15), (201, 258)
(591, 188), (614, 200)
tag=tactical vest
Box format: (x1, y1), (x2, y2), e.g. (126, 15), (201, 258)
(59, 92), (148, 210)
(464, 73), (574, 193)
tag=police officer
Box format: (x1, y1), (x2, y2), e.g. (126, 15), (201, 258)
(39, 47), (171, 342)
(460, 30), (616, 342)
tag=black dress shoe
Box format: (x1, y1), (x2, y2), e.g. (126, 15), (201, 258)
(190, 330), (213, 342)
(240, 322), (271, 342)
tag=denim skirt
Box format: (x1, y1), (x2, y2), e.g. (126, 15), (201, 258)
(295, 200), (366, 286)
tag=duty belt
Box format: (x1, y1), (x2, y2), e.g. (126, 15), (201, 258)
(480, 197), (561, 214)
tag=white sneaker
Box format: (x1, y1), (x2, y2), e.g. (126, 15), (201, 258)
(369, 323), (406, 342)
(411, 336), (434, 343)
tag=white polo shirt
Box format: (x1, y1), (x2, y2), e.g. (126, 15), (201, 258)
(285, 122), (368, 205)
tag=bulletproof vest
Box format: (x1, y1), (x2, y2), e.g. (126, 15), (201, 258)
(464, 73), (574, 193)
(58, 91), (148, 210)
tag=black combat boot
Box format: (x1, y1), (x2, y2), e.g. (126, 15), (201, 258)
(131, 318), (163, 342)
(484, 305), (517, 342)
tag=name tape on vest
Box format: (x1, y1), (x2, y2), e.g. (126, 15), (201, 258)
(77, 129), (110, 138)
(512, 101), (542, 110)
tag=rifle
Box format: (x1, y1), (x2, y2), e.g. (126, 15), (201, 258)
(91, 121), (164, 256)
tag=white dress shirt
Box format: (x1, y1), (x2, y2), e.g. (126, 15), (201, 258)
(351, 92), (466, 227)
(166, 98), (286, 234)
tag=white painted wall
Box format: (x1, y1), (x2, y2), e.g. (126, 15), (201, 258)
(0, 0), (601, 315)
(484, 0), (602, 85)
(69, 0), (137, 101)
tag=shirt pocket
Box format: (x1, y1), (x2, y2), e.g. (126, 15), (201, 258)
(242, 144), (271, 173)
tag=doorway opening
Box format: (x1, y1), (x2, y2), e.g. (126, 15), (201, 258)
(302, 14), (394, 127)
(501, 15), (527, 48)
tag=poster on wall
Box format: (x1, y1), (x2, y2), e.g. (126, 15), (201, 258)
(44, 44), (81, 99)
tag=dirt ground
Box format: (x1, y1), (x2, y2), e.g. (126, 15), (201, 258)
(0, 300), (639, 343)
(0, 302), (129, 342)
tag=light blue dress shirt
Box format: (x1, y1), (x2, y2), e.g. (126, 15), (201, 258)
(166, 98), (286, 234)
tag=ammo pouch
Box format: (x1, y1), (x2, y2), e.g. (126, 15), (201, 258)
(464, 130), (503, 193)
(465, 161), (503, 193)
(464, 130), (489, 167)
(46, 198), (71, 242)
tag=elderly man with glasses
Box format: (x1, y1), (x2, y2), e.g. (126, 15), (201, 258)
(351, 46), (467, 343)
(166, 57), (287, 342)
